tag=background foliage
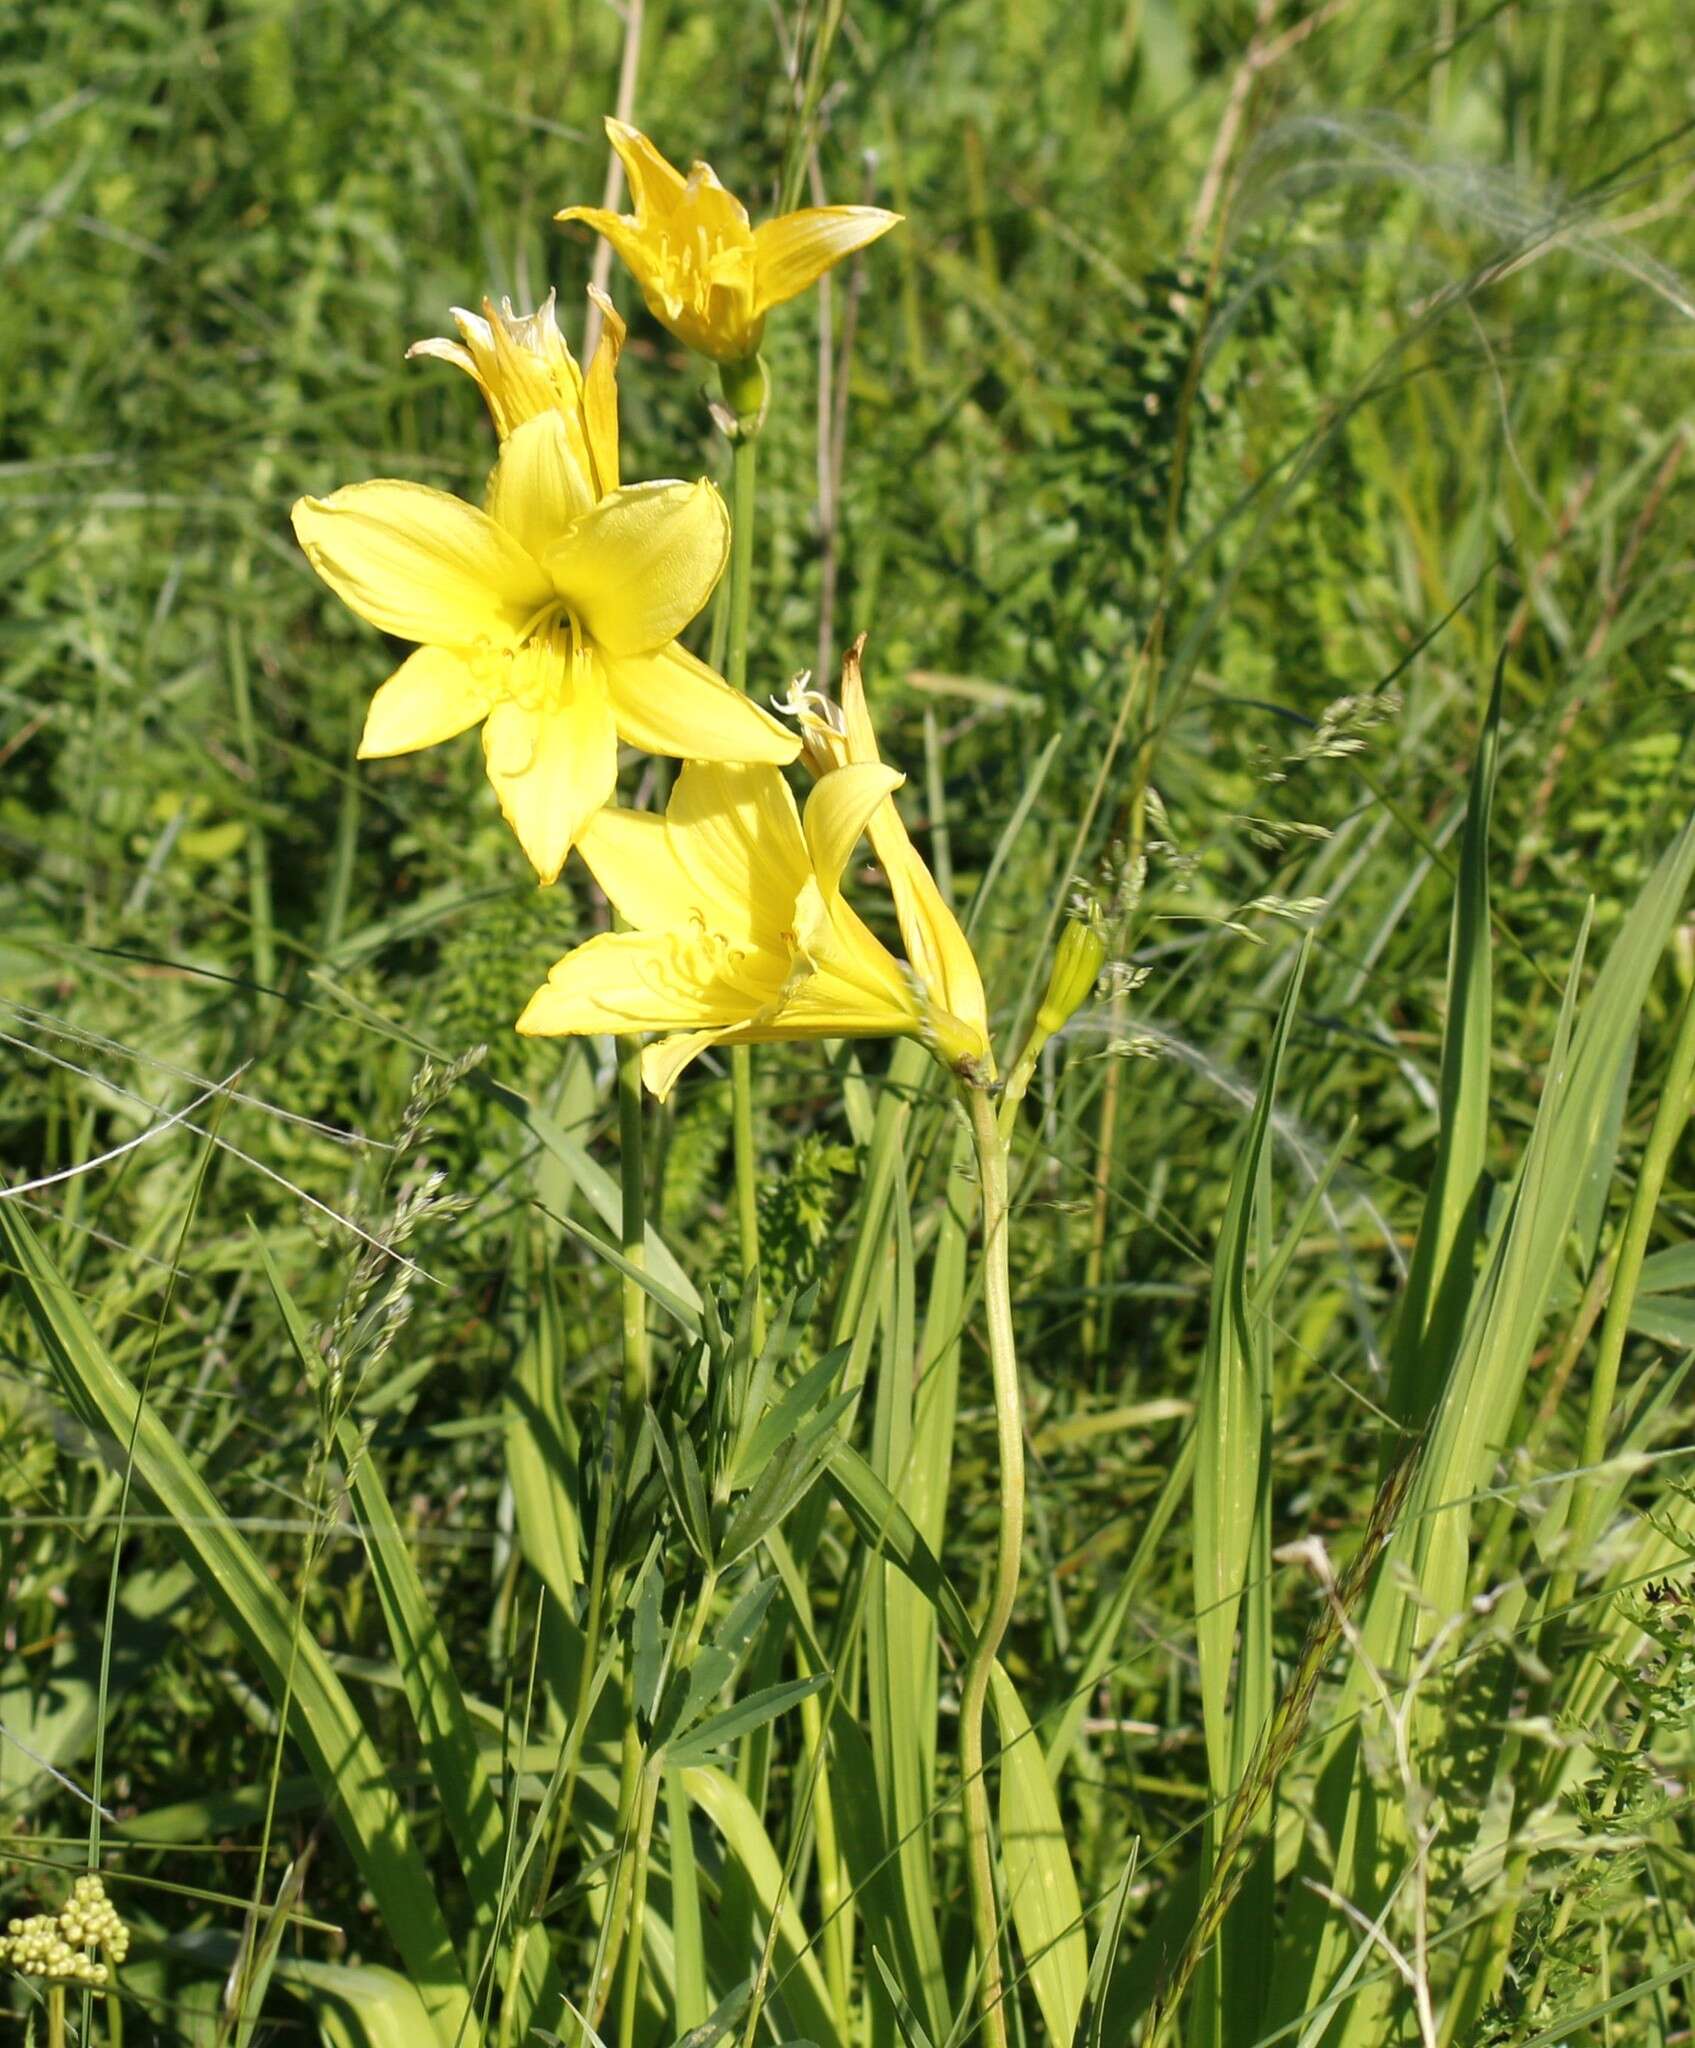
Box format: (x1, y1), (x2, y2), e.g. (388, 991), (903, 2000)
(6, 1), (1695, 2043)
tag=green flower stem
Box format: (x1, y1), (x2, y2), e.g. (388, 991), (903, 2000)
(722, 358), (767, 1345)
(616, 1026), (650, 1411)
(959, 1081), (1026, 2048)
(616, 1761), (663, 2048)
(584, 1024), (651, 2042)
(731, 1044), (762, 1344)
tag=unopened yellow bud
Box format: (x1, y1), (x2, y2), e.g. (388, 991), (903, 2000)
(1036, 917), (1108, 1040)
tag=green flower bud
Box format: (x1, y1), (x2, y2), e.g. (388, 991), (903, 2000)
(1035, 917), (1108, 1040)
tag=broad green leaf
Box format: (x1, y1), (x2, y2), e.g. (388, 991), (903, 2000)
(674, 1579), (778, 1740)
(257, 1234), (511, 1961)
(665, 1771), (710, 2036)
(549, 1206), (704, 1339)
(474, 1070), (702, 1310)
(989, 1663), (1086, 2048)
(680, 1765), (846, 2048)
(340, 1421), (507, 1950)
(870, 1948), (937, 2048)
(865, 1183), (949, 2046)
(0, 1564), (190, 1815)
(733, 1344), (852, 1488)
(1636, 1244), (1695, 1294)
(262, 1952), (443, 2048)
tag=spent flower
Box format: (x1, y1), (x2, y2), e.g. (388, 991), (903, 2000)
(557, 118), (901, 365)
(408, 286), (625, 470)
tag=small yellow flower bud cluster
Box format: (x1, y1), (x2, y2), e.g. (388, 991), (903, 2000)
(0, 1874), (130, 1986)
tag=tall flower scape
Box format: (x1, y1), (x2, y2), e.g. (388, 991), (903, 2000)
(293, 118), (1098, 2048)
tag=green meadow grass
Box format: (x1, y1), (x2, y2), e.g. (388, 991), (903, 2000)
(6, 2), (1695, 2044)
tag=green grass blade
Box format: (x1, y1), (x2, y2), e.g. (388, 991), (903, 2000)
(1190, 943), (1307, 2047)
(1, 1202), (478, 2048)
(503, 1251), (584, 1612)
(1385, 658), (1500, 1430)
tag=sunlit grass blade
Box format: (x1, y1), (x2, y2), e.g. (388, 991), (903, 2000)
(987, 1663), (1086, 2048)
(678, 1764), (847, 2048)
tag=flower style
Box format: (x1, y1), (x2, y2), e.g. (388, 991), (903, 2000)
(785, 637), (993, 1073)
(556, 117), (901, 365)
(516, 757), (987, 1098)
(292, 407), (797, 886)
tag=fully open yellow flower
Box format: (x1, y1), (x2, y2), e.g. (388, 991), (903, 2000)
(785, 638), (993, 1073)
(517, 757), (986, 1098)
(408, 287), (625, 484)
(292, 413), (796, 885)
(556, 118), (901, 364)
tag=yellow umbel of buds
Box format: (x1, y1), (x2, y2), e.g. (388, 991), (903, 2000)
(0, 1874), (130, 1986)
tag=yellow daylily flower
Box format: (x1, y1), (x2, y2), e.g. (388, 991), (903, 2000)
(556, 117), (901, 365)
(516, 757), (985, 1099)
(291, 413), (797, 885)
(785, 637), (994, 1074)
(408, 287), (626, 491)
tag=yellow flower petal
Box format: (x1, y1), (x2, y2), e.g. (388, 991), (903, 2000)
(487, 411), (596, 561)
(518, 929), (778, 1038)
(480, 663), (617, 884)
(575, 806), (691, 931)
(292, 481), (551, 647)
(768, 954), (917, 1037)
(665, 760), (810, 940)
(553, 206), (654, 285)
(545, 480), (729, 657)
(603, 640), (800, 766)
(790, 876), (922, 1031)
(640, 1030), (724, 1103)
(602, 116), (688, 217)
(751, 206), (903, 314)
(802, 762), (907, 898)
(358, 647), (492, 758)
(835, 646), (992, 1063)
(583, 285), (625, 496)
(677, 160), (752, 244)
(558, 124), (764, 361)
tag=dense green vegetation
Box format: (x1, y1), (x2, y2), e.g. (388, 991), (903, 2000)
(7, 2), (1695, 2043)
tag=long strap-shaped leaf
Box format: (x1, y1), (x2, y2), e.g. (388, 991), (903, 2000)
(0, 1203), (477, 2048)
(1190, 943), (1308, 2048)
